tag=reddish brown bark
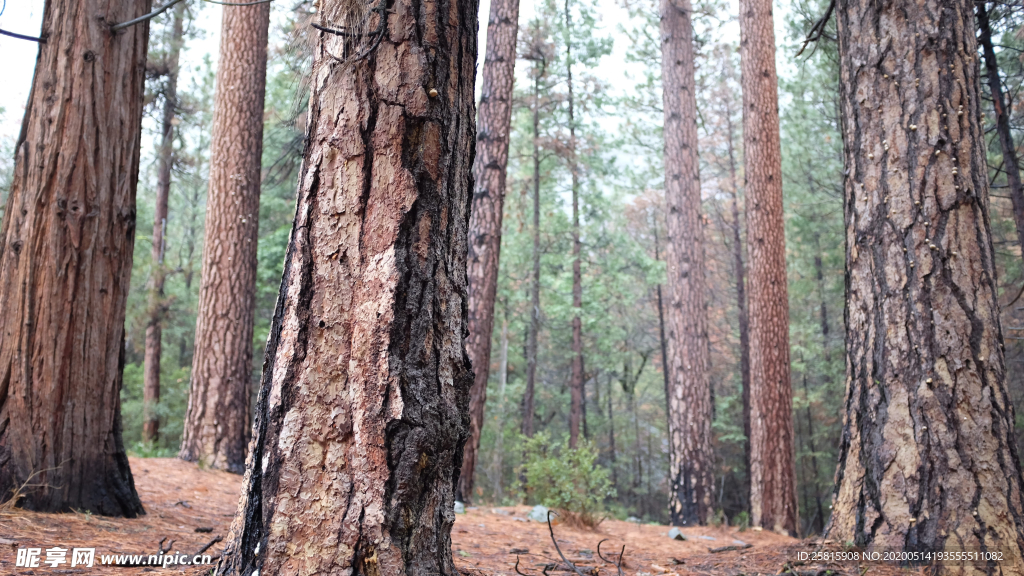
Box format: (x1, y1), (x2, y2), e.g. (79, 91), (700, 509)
(460, 0), (521, 502)
(0, 0), (151, 516)
(143, 1), (186, 444)
(739, 0), (798, 535)
(661, 0), (714, 527)
(179, 2), (270, 473)
(215, 0), (477, 571)
(831, 0), (1024, 561)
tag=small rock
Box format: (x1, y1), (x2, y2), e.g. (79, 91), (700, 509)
(696, 535), (716, 541)
(454, 501), (466, 514)
(627, 516), (643, 523)
(732, 539), (748, 546)
(491, 508), (511, 516)
(668, 527), (687, 541)
(527, 504), (549, 522)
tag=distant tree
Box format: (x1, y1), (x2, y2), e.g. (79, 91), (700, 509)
(830, 0), (1024, 559)
(739, 0), (799, 535)
(215, 0), (478, 572)
(0, 0), (151, 516)
(565, 0), (586, 450)
(179, 2), (271, 472)
(461, 0), (522, 502)
(144, 0), (188, 444)
(659, 0), (714, 526)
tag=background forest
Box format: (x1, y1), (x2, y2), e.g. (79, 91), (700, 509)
(1, 0), (1023, 538)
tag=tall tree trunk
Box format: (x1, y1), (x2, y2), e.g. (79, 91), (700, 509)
(801, 370), (825, 536)
(215, 0), (478, 571)
(0, 0), (150, 516)
(739, 0), (798, 535)
(488, 317), (510, 502)
(653, 221), (671, 426)
(607, 373), (618, 488)
(523, 58), (544, 438)
(830, 0), (1024, 561)
(725, 98), (753, 515)
(179, 2), (270, 473)
(460, 0), (521, 503)
(978, 2), (1024, 263)
(144, 1), (187, 445)
(661, 0), (714, 527)
(566, 0), (585, 450)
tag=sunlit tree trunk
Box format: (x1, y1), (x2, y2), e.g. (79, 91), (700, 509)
(179, 2), (270, 473)
(0, 0), (151, 516)
(215, 0), (477, 571)
(739, 0), (798, 535)
(661, 0), (713, 526)
(830, 0), (1024, 562)
(460, 0), (521, 503)
(144, 1), (187, 444)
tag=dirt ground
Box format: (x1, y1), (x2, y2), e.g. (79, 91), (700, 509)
(0, 458), (923, 576)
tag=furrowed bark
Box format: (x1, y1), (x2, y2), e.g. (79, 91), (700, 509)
(215, 0), (477, 571)
(0, 0), (151, 516)
(830, 0), (1024, 565)
(144, 1), (187, 444)
(739, 0), (799, 535)
(460, 0), (521, 503)
(179, 1), (270, 473)
(661, 0), (714, 526)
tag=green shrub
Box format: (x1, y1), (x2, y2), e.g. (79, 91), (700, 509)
(518, 432), (615, 527)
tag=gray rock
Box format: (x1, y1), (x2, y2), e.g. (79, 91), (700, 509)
(668, 527), (687, 541)
(454, 501), (466, 514)
(527, 504), (550, 522)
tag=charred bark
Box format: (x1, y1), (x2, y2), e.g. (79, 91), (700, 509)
(830, 0), (1024, 564)
(215, 0), (477, 572)
(661, 0), (714, 526)
(0, 0), (151, 516)
(179, 2), (270, 473)
(460, 0), (521, 503)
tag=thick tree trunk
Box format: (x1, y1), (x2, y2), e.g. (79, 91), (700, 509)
(460, 0), (521, 503)
(977, 2), (1024, 263)
(144, 2), (186, 444)
(566, 0), (585, 450)
(179, 2), (270, 473)
(739, 0), (798, 536)
(215, 0), (477, 572)
(0, 0), (150, 516)
(830, 0), (1024, 563)
(523, 61), (544, 438)
(661, 0), (714, 527)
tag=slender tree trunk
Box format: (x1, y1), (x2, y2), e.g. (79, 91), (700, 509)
(725, 99), (753, 515)
(144, 1), (187, 445)
(978, 2), (1024, 264)
(489, 317), (510, 502)
(0, 0), (151, 516)
(830, 0), (1024, 561)
(607, 373), (618, 488)
(523, 58), (544, 438)
(801, 370), (824, 536)
(739, 0), (798, 535)
(215, 0), (478, 571)
(179, 2), (270, 473)
(566, 0), (585, 450)
(653, 222), (671, 425)
(661, 0), (714, 527)
(460, 0), (521, 503)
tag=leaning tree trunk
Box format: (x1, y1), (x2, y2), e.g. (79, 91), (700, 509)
(739, 0), (798, 536)
(144, 1), (187, 444)
(0, 0), (150, 516)
(460, 0), (521, 503)
(661, 0), (714, 526)
(830, 0), (1024, 563)
(215, 0), (477, 572)
(179, 2), (270, 473)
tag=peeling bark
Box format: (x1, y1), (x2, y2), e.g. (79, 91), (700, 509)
(0, 0), (151, 516)
(215, 0), (477, 572)
(830, 0), (1024, 566)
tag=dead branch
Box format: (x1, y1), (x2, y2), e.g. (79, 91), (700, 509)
(546, 511), (589, 576)
(795, 0), (836, 57)
(709, 543), (753, 553)
(596, 538), (626, 576)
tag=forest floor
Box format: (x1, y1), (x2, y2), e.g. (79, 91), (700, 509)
(0, 458), (923, 576)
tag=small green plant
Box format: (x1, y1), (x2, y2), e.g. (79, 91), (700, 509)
(733, 510), (750, 531)
(518, 433), (615, 528)
(127, 440), (176, 458)
(710, 508), (727, 527)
